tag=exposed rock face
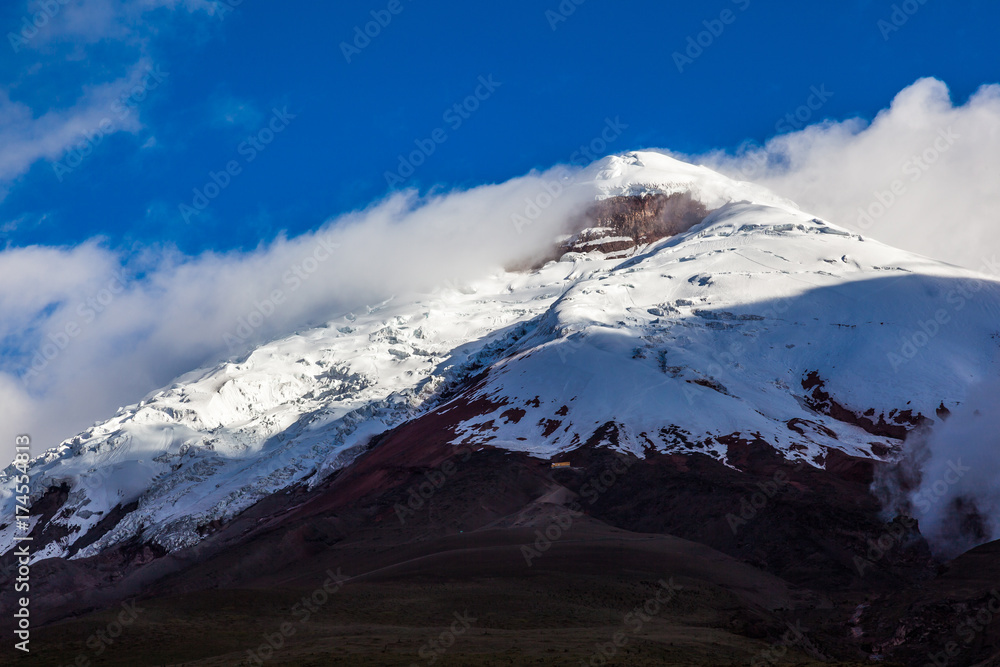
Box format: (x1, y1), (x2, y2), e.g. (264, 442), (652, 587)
(802, 370), (928, 440)
(506, 191), (713, 271)
(561, 192), (710, 257)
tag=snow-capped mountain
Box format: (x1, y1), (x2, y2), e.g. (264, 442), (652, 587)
(3, 151), (1000, 562)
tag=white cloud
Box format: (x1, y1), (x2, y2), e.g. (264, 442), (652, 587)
(691, 78), (1000, 273)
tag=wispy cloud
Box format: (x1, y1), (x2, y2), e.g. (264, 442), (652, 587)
(9, 0), (218, 48)
(208, 93), (264, 131)
(0, 0), (220, 196)
(0, 64), (150, 183)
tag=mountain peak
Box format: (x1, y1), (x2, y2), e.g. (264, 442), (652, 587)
(584, 150), (799, 211)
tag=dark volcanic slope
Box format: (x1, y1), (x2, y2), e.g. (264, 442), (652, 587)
(861, 539), (1000, 665)
(5, 374), (998, 665)
(0, 443), (866, 666)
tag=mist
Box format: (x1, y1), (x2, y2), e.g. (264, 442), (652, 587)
(875, 381), (1000, 560)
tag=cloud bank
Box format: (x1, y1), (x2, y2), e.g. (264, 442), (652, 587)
(693, 78), (1000, 273)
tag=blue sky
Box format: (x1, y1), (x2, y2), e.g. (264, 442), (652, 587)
(1, 0), (997, 254)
